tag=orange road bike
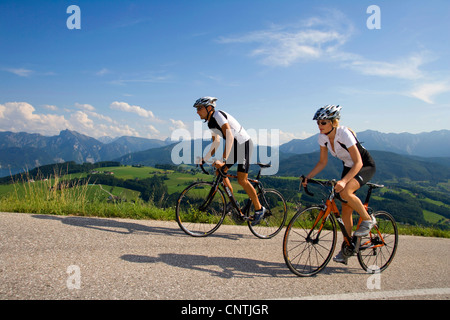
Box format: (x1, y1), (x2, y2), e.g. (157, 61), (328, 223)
(176, 163), (287, 239)
(283, 177), (398, 277)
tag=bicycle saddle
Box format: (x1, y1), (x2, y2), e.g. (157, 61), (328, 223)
(257, 163), (271, 168)
(366, 182), (384, 189)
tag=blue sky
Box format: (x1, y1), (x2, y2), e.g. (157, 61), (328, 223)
(1, 0), (449, 144)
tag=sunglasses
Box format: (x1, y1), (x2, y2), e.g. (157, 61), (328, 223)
(317, 120), (330, 126)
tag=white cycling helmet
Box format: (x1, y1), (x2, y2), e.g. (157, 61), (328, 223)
(313, 105), (342, 120)
(193, 96), (217, 108)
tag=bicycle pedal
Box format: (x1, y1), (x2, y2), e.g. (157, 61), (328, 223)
(230, 212), (247, 223)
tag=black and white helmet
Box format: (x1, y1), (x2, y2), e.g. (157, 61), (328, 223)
(193, 96), (217, 108)
(313, 105), (342, 120)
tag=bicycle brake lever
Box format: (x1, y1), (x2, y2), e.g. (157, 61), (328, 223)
(335, 192), (348, 203)
(329, 179), (348, 203)
(300, 175), (315, 196)
(217, 166), (227, 177)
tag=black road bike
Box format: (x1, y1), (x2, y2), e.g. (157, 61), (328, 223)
(175, 163), (287, 239)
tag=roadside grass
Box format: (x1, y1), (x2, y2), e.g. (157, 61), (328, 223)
(0, 171), (175, 221)
(0, 169), (449, 238)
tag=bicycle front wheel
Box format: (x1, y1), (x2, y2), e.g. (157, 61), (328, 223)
(175, 182), (226, 237)
(248, 189), (287, 239)
(358, 210), (398, 273)
(283, 206), (337, 277)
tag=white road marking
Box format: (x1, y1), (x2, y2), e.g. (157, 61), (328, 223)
(276, 288), (450, 300)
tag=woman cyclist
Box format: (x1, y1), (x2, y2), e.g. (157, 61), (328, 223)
(302, 105), (377, 264)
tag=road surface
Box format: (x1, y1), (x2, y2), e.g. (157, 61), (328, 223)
(1, 212), (449, 300)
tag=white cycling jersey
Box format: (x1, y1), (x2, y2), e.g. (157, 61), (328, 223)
(319, 126), (359, 167)
(207, 110), (251, 145)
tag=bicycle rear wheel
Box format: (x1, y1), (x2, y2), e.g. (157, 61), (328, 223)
(176, 182), (226, 237)
(248, 189), (287, 239)
(283, 206), (337, 277)
(357, 210), (398, 273)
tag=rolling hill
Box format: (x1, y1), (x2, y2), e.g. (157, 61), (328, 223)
(1, 129), (449, 179)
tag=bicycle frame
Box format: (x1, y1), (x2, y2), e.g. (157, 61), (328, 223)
(303, 178), (387, 254)
(198, 164), (267, 221)
(308, 192), (357, 250)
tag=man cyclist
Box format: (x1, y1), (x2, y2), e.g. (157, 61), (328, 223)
(193, 96), (266, 225)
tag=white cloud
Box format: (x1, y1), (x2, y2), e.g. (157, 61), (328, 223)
(279, 130), (314, 144)
(218, 26), (349, 67)
(86, 111), (115, 123)
(72, 103), (115, 124)
(42, 104), (58, 111)
(69, 111), (94, 130)
(0, 101), (151, 139)
(218, 13), (428, 82)
(218, 11), (446, 104)
(106, 124), (140, 137)
(67, 109), (144, 138)
(0, 102), (69, 135)
(169, 119), (187, 131)
(110, 101), (158, 120)
(217, 10), (352, 67)
(96, 68), (110, 76)
(342, 53), (427, 80)
(4, 68), (33, 77)
(75, 103), (95, 111)
(0, 104), (6, 118)
(409, 82), (450, 104)
(148, 125), (160, 135)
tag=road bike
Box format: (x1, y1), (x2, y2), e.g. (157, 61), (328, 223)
(175, 163), (287, 239)
(283, 177), (398, 277)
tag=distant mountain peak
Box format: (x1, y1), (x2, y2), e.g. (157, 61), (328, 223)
(280, 129), (450, 157)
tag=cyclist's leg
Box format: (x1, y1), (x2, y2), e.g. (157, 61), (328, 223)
(341, 180), (376, 237)
(334, 180), (362, 264)
(341, 179), (370, 220)
(221, 165), (234, 194)
(235, 140), (262, 211)
(341, 202), (354, 236)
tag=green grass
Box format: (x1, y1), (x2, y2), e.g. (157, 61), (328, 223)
(1, 165), (449, 238)
(0, 171), (175, 221)
(396, 224), (450, 238)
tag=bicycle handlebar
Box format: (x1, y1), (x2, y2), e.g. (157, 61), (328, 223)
(300, 175), (348, 204)
(198, 162), (228, 178)
(198, 163), (210, 175)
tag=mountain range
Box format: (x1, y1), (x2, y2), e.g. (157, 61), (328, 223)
(0, 130), (171, 177)
(280, 129), (450, 157)
(1, 129), (449, 178)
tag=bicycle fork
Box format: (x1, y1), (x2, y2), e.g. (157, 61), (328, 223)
(199, 181), (221, 212)
(306, 203), (333, 243)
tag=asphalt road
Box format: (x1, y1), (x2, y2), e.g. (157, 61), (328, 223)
(1, 211), (449, 300)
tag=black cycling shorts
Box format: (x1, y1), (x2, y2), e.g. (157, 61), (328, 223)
(224, 139), (253, 173)
(342, 165), (376, 187)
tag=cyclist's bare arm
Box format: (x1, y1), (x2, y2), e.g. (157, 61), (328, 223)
(222, 123), (234, 163)
(303, 146), (328, 186)
(201, 135), (221, 164)
(207, 124), (235, 169)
